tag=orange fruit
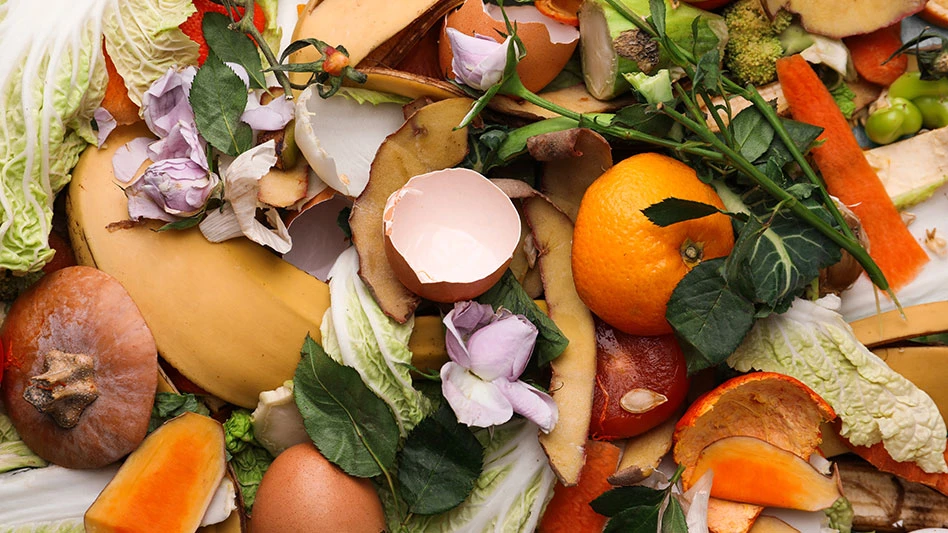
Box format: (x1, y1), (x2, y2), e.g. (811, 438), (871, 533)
(571, 152), (734, 336)
(535, 0), (582, 26)
(673, 372), (835, 489)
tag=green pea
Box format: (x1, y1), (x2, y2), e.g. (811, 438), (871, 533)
(888, 72), (948, 102)
(865, 98), (923, 145)
(913, 96), (948, 129)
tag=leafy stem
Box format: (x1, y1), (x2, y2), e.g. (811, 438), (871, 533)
(601, 0), (894, 300)
(220, 0), (294, 96)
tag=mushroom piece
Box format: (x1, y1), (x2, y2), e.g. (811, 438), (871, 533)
(1, 266), (157, 469)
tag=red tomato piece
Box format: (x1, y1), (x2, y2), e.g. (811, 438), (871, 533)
(589, 319), (689, 440)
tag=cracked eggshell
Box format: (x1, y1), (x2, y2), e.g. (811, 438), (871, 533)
(294, 85), (406, 197)
(383, 168), (521, 303)
(438, 0), (580, 93)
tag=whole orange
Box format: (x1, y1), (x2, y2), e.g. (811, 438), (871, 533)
(571, 153), (734, 336)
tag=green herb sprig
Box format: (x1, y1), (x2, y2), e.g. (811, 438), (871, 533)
(591, 465), (689, 533)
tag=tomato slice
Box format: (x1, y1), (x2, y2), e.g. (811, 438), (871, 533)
(589, 319), (689, 440)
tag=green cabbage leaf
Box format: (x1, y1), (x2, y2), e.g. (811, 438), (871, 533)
(320, 247), (432, 436)
(101, 0), (198, 106)
(728, 295), (948, 473)
(383, 418), (557, 532)
(0, 0), (108, 272)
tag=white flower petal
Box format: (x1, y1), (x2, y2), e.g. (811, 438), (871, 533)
(112, 137), (152, 184)
(440, 362), (513, 428)
(495, 379), (558, 433)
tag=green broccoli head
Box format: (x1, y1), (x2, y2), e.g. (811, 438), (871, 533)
(723, 0), (795, 85)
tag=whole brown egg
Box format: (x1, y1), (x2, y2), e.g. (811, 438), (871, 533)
(251, 442), (387, 533)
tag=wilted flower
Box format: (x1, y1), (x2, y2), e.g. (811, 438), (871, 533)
(242, 94), (295, 132)
(446, 28), (514, 91)
(94, 107), (117, 147)
(126, 158), (219, 222)
(440, 301), (557, 432)
(147, 120), (208, 169)
(141, 67), (197, 137)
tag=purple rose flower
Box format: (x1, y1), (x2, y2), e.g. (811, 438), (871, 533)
(440, 301), (558, 432)
(446, 28), (513, 91)
(126, 158), (219, 222)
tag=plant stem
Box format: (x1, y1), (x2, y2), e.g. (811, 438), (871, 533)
(502, 79), (726, 162)
(667, 85), (892, 293)
(226, 0), (295, 97)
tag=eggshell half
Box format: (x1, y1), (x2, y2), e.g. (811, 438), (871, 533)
(438, 0), (580, 92)
(383, 168), (521, 303)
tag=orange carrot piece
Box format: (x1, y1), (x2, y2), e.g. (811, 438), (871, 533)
(775, 54), (929, 291)
(538, 440), (621, 533)
(101, 46), (140, 125)
(835, 420), (948, 497)
(844, 24), (908, 86)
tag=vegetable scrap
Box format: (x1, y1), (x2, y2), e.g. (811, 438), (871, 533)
(0, 0), (947, 530)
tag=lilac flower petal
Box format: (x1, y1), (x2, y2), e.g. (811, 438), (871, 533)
(94, 107), (117, 147)
(449, 301), (496, 337)
(112, 137), (153, 184)
(495, 379), (558, 433)
(242, 94), (295, 131)
(147, 120), (208, 169)
(441, 362), (513, 428)
(125, 158), (217, 221)
(447, 28), (511, 91)
(142, 67), (195, 138)
(444, 325), (472, 368)
(465, 313), (538, 381)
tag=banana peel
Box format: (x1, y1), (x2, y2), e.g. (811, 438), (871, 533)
(67, 123), (451, 408)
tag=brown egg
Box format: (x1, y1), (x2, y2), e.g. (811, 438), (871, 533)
(438, 0), (579, 92)
(251, 443), (387, 533)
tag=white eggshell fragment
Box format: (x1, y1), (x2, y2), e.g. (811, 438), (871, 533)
(383, 168), (521, 302)
(294, 85), (406, 197)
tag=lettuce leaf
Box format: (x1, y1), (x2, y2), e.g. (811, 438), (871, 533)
(383, 419), (556, 532)
(0, 1), (108, 272)
(320, 247), (432, 436)
(728, 295), (948, 473)
(102, 0), (198, 106)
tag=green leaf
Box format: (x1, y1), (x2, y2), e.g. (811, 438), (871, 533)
(398, 403), (483, 515)
(293, 335), (399, 477)
(604, 504), (661, 533)
(202, 12), (266, 89)
(642, 198), (723, 227)
(591, 486), (667, 516)
(337, 86), (413, 106)
(190, 53), (253, 156)
(731, 194), (841, 312)
(230, 444), (273, 512)
(661, 497), (688, 533)
(336, 206), (352, 239)
(730, 107), (774, 163)
(611, 105), (676, 137)
(761, 117), (823, 168)
(649, 0), (667, 38)
(666, 258), (756, 374)
(148, 392), (210, 433)
(477, 270), (569, 366)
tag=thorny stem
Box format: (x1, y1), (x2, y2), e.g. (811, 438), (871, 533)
(222, 0), (294, 97)
(600, 0), (894, 298)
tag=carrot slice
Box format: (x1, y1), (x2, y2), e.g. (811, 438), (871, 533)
(538, 440), (621, 533)
(775, 54), (929, 291)
(844, 24), (908, 86)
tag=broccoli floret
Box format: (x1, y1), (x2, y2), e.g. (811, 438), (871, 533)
(0, 270), (44, 302)
(723, 0), (793, 85)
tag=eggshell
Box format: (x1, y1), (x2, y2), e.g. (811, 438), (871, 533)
(250, 443), (386, 533)
(383, 168), (521, 303)
(438, 0), (579, 92)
